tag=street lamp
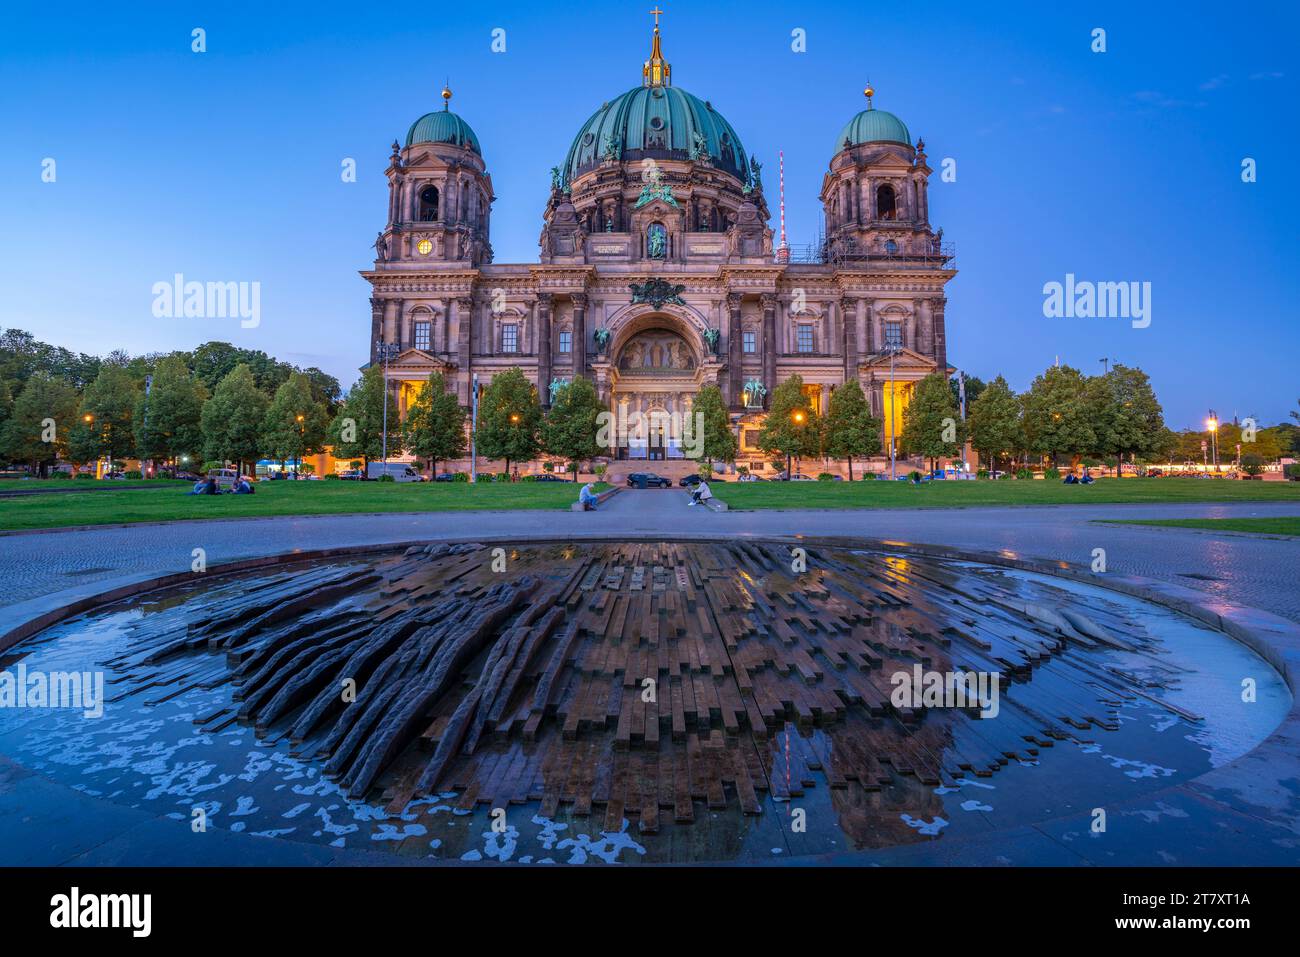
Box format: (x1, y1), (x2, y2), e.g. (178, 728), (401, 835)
(787, 409), (806, 478)
(295, 414), (305, 478)
(1207, 411), (1219, 471)
(375, 341), (400, 474)
(886, 343), (900, 480)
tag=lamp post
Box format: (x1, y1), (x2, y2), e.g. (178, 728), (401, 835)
(375, 341), (400, 474)
(1207, 411), (1219, 472)
(887, 344), (899, 481)
(295, 414), (305, 478)
(470, 373), (479, 484)
(788, 409), (805, 479)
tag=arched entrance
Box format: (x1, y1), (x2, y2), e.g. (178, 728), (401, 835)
(606, 317), (709, 460)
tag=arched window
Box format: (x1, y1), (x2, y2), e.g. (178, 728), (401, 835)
(418, 185), (439, 222)
(876, 184), (897, 221)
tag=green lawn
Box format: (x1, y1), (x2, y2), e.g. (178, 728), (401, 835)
(0, 479), (191, 493)
(0, 480), (605, 531)
(1097, 516), (1300, 537)
(712, 477), (1300, 510)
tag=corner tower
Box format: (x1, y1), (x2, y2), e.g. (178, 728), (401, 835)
(376, 85), (494, 270)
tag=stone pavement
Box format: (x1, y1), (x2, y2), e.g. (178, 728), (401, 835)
(2, 492), (1298, 622)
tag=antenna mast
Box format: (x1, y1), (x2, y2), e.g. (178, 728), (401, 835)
(777, 149), (789, 263)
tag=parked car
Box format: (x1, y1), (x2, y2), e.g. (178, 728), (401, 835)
(338, 469), (364, 481)
(737, 473), (766, 482)
(775, 472), (815, 481)
(432, 472), (458, 482)
(679, 474), (704, 487)
(207, 468), (240, 489)
(533, 473), (571, 482)
(366, 462), (424, 482)
(626, 472), (672, 488)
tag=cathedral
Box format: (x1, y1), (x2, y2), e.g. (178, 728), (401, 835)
(362, 15), (955, 472)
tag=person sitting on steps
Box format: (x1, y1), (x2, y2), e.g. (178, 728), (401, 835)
(689, 479), (713, 507)
(579, 482), (599, 511)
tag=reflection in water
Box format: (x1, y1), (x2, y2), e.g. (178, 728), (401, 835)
(0, 543), (1288, 864)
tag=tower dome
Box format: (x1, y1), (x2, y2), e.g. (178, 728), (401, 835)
(834, 86), (911, 153)
(406, 85), (481, 152)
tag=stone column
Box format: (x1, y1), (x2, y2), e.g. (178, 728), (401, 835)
(727, 292), (744, 409)
(917, 298), (934, 357)
(382, 299), (398, 348)
(761, 293), (777, 407)
(440, 297), (451, 354)
(536, 293), (553, 408)
(571, 292), (587, 380)
(455, 296), (473, 405)
(932, 297), (948, 371)
(369, 297), (383, 365)
(395, 299), (406, 350)
(842, 296), (858, 382)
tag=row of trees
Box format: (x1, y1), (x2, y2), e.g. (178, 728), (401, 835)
(0, 330), (342, 476)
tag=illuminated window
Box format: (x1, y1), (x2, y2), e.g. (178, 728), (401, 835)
(417, 238), (433, 256)
(797, 325), (814, 353)
(502, 323), (518, 353)
(413, 321), (430, 350)
(884, 322), (902, 352)
(743, 330), (756, 353)
(558, 330), (572, 354)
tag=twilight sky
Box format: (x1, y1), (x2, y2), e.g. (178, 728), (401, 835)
(1, 0), (1296, 428)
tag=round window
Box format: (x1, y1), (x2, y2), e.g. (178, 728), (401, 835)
(582, 132), (595, 146)
(648, 116), (664, 130)
(417, 239), (433, 256)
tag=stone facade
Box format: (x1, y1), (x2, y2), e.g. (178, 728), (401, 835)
(360, 24), (956, 470)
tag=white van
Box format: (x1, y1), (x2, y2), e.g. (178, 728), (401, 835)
(207, 468), (240, 489)
(366, 462), (424, 482)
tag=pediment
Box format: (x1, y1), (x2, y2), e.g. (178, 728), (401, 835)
(862, 347), (933, 368)
(394, 349), (453, 368)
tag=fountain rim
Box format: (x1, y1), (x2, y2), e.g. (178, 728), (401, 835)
(3, 533), (1297, 867)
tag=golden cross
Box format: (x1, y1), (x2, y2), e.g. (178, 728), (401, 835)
(649, 6), (663, 27)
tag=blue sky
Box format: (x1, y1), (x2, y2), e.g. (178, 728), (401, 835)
(1, 0), (1295, 428)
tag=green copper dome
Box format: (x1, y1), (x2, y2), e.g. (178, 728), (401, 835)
(563, 85), (750, 183)
(406, 108), (481, 153)
(835, 107), (911, 153)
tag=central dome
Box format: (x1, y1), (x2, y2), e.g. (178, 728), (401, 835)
(563, 85), (750, 183)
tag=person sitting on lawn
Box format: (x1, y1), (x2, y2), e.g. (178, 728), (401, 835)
(1080, 468), (1094, 485)
(189, 477), (219, 495)
(231, 476), (255, 494)
(578, 482), (599, 511)
(1063, 472), (1078, 484)
(689, 479), (713, 506)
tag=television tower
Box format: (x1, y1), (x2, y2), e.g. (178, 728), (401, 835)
(776, 150), (789, 263)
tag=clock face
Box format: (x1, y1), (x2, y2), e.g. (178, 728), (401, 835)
(417, 239), (433, 256)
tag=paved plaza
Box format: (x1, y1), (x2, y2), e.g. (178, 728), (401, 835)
(3, 492), (1299, 624)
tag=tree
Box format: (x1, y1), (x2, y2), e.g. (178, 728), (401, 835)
(686, 384), (736, 470)
(543, 377), (605, 480)
(1, 373), (79, 475)
(475, 367), (542, 474)
(900, 372), (963, 472)
(329, 365), (399, 474)
(67, 365), (139, 468)
(967, 375), (1023, 473)
(757, 374), (819, 475)
(824, 380), (880, 480)
(134, 355), (206, 466)
(262, 372), (330, 471)
(403, 371), (467, 477)
(201, 363), (270, 475)
(300, 367), (343, 417)
(1021, 364), (1096, 468)
(1091, 364), (1163, 477)
(187, 341), (292, 396)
